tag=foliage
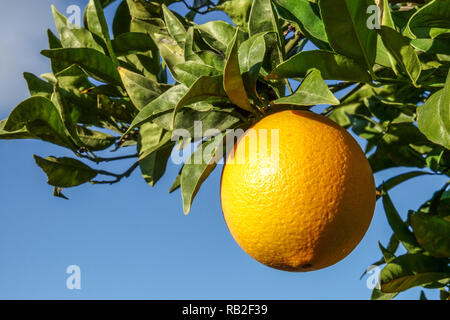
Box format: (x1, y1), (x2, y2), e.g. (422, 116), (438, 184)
(0, 0), (449, 299)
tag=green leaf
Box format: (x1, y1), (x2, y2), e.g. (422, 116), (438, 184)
(0, 119), (33, 140)
(379, 254), (450, 293)
(318, 0), (377, 69)
(162, 4), (187, 48)
(169, 169), (182, 193)
(248, 0), (284, 70)
(417, 71), (450, 150)
(33, 155), (97, 188)
(23, 73), (53, 98)
(85, 0), (118, 66)
(267, 50), (371, 83)
(112, 0), (131, 37)
(125, 85), (188, 135)
(274, 0), (329, 49)
(118, 67), (170, 110)
(138, 122), (174, 186)
(47, 29), (71, 74)
(380, 171), (433, 196)
(411, 38), (450, 55)
(150, 32), (185, 82)
(420, 290), (427, 300)
(272, 69), (339, 106)
(238, 33), (266, 96)
(411, 212), (450, 258)
(76, 126), (116, 151)
(173, 61), (222, 87)
(216, 0), (252, 28)
(51, 5), (104, 53)
(382, 189), (422, 253)
(112, 32), (157, 56)
(181, 133), (225, 214)
(3, 96), (76, 149)
(371, 288), (398, 300)
(379, 26), (421, 85)
(40, 48), (121, 85)
(404, 0), (450, 39)
(197, 21), (239, 54)
(224, 30), (255, 114)
(172, 76), (229, 128)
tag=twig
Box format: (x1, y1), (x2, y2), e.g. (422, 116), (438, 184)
(329, 82), (356, 93)
(285, 31), (304, 55)
(91, 162), (140, 185)
(181, 0), (215, 14)
(78, 152), (139, 164)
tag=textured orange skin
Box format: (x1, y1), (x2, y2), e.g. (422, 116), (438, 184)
(221, 110), (376, 272)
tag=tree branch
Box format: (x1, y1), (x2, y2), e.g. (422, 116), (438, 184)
(91, 162), (140, 185)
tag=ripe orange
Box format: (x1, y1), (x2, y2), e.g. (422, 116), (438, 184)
(220, 110), (376, 272)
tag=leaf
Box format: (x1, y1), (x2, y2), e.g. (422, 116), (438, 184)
(411, 38), (450, 55)
(41, 48), (121, 85)
(267, 50), (371, 83)
(47, 29), (71, 74)
(248, 0), (284, 71)
(404, 0), (450, 39)
(33, 155), (97, 187)
(318, 0), (377, 69)
(51, 5), (104, 53)
(76, 126), (116, 151)
(181, 133), (225, 214)
(274, 0), (329, 49)
(23, 72), (53, 98)
(380, 171), (433, 196)
(173, 61), (222, 87)
(216, 0), (253, 27)
(169, 170), (182, 193)
(371, 288), (398, 300)
(411, 212), (450, 258)
(382, 189), (421, 253)
(172, 76), (229, 128)
(379, 26), (421, 85)
(417, 71), (450, 150)
(162, 4), (186, 48)
(85, 0), (118, 66)
(0, 119), (33, 140)
(197, 21), (238, 54)
(3, 96), (76, 149)
(125, 85), (188, 135)
(138, 122), (174, 186)
(118, 67), (170, 110)
(272, 69), (339, 106)
(112, 0), (131, 37)
(224, 30), (255, 114)
(150, 32), (185, 82)
(112, 32), (157, 56)
(238, 33), (266, 96)
(379, 254), (450, 293)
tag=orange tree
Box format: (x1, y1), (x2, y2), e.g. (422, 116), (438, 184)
(0, 0), (449, 299)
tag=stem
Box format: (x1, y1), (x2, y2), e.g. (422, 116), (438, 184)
(285, 31), (304, 55)
(285, 79), (294, 95)
(78, 152), (139, 163)
(329, 82), (356, 93)
(91, 161), (140, 185)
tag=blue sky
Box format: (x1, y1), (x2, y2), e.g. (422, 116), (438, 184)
(0, 0), (447, 300)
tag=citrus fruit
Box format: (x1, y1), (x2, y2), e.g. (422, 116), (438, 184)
(220, 110), (376, 272)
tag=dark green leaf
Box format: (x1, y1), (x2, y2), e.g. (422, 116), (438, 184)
(41, 48), (121, 85)
(0, 119), (33, 140)
(404, 0), (450, 39)
(319, 0), (377, 69)
(173, 61), (222, 87)
(382, 189), (422, 253)
(238, 33), (266, 96)
(411, 211), (450, 258)
(266, 50), (371, 83)
(33, 155), (97, 187)
(162, 4), (187, 48)
(380, 171), (433, 196)
(113, 0), (131, 37)
(112, 32), (156, 56)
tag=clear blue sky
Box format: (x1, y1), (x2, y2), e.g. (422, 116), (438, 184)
(0, 0), (447, 300)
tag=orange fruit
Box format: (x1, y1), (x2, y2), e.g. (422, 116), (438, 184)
(220, 110), (376, 272)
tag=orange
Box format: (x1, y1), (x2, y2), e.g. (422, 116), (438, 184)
(220, 110), (376, 272)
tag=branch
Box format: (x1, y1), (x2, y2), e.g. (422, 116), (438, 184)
(78, 151), (139, 164)
(91, 161), (140, 185)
